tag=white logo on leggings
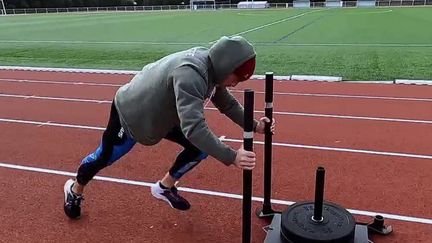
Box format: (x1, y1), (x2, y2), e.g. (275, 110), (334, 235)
(118, 127), (124, 139)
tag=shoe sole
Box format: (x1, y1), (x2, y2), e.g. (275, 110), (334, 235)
(63, 179), (74, 203)
(151, 185), (175, 209)
(64, 179), (81, 219)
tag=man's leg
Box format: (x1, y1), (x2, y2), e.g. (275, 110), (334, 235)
(64, 102), (136, 219)
(151, 126), (207, 211)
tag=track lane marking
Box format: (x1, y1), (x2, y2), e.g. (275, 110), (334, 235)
(2, 77), (432, 102)
(0, 161), (431, 225)
(1, 93), (432, 125)
(1, 117), (432, 160)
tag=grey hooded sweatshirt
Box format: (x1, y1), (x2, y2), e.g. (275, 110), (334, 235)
(114, 36), (257, 166)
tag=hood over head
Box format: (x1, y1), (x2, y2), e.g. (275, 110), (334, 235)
(209, 36), (256, 83)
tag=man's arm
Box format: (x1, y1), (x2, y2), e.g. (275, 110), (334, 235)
(172, 66), (237, 165)
(211, 87), (259, 130)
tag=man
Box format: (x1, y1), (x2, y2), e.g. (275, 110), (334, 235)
(63, 35), (276, 219)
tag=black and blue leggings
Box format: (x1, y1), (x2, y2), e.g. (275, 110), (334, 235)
(76, 102), (207, 186)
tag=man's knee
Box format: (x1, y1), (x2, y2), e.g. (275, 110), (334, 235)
(169, 151), (208, 179)
(77, 144), (113, 185)
(194, 151), (208, 161)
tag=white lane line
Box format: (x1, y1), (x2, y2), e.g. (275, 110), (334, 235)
(0, 78), (122, 87)
(37, 121), (51, 127)
(219, 137), (432, 160)
(0, 161), (431, 225)
(2, 78), (432, 103)
(275, 111), (432, 124)
(0, 66), (139, 75)
(1, 117), (432, 160)
(0, 93), (112, 104)
(0, 118), (105, 131)
(2, 93), (431, 125)
(229, 90), (432, 103)
(207, 107), (432, 125)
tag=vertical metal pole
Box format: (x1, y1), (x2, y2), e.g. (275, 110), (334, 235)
(263, 72), (274, 212)
(257, 72), (278, 218)
(313, 167), (325, 222)
(242, 89), (254, 243)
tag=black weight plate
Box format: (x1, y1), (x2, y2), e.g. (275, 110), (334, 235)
(280, 201), (356, 243)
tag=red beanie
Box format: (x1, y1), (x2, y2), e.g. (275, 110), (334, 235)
(234, 57), (256, 81)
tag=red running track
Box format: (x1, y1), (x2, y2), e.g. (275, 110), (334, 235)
(1, 70), (432, 242)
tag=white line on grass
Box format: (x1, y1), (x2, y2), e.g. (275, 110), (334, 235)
(2, 11), (326, 47)
(0, 40), (203, 45)
(0, 161), (431, 225)
(232, 10), (324, 36)
(253, 43), (432, 47)
(1, 117), (432, 160)
(340, 9), (393, 15)
(206, 10), (325, 44)
(2, 93), (432, 125)
(1, 40), (431, 48)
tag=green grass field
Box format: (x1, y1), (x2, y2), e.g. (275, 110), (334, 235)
(1, 7), (431, 80)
